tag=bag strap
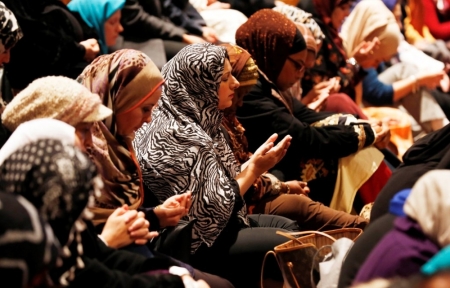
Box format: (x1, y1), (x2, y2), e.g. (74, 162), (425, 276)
(260, 251), (301, 288)
(310, 244), (333, 288)
(260, 251), (276, 288)
(276, 230), (337, 242)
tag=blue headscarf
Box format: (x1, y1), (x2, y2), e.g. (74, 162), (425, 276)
(389, 188), (412, 217)
(68, 0), (125, 54)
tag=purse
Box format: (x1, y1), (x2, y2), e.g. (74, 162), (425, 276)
(152, 219), (196, 264)
(260, 228), (363, 288)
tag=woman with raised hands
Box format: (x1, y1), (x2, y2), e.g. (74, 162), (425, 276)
(135, 43), (300, 287)
(221, 43), (368, 230)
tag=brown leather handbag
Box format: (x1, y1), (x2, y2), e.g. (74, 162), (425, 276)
(260, 228), (363, 288)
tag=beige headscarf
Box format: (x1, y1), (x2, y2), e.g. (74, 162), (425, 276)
(1, 76), (112, 131)
(340, 0), (402, 62)
(404, 170), (450, 248)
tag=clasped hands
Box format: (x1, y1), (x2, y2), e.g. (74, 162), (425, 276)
(100, 192), (192, 249)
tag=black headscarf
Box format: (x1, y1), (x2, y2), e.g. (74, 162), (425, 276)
(0, 192), (59, 288)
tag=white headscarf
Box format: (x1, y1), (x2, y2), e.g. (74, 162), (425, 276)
(0, 118), (76, 165)
(403, 170), (450, 248)
(340, 0), (402, 61)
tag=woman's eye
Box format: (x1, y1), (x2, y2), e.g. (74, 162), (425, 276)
(222, 78), (229, 82)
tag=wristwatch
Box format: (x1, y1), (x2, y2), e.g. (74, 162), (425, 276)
(346, 57), (360, 70)
(285, 183), (291, 194)
(273, 180), (282, 194)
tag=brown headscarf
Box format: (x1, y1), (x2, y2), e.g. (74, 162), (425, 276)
(235, 9), (301, 84)
(77, 49), (164, 224)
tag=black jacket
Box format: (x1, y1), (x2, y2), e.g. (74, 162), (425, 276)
(121, 0), (205, 42)
(370, 123), (450, 221)
(236, 72), (375, 182)
(220, 0), (275, 17)
(3, 0), (98, 89)
(68, 222), (184, 288)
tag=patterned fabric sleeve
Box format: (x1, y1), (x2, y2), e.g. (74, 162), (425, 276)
(311, 113), (376, 150)
(141, 137), (243, 252)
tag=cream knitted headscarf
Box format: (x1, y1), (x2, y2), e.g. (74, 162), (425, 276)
(404, 170), (450, 248)
(340, 0), (402, 62)
(1, 76), (111, 131)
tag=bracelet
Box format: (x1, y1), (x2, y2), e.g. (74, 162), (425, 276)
(285, 183), (291, 194)
(347, 57), (358, 66)
(409, 75), (418, 93)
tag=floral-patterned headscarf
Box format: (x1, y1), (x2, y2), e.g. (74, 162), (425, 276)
(77, 49), (164, 224)
(300, 0), (353, 58)
(273, 5), (325, 46)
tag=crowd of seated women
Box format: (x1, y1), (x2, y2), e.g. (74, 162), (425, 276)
(1, 0), (450, 287)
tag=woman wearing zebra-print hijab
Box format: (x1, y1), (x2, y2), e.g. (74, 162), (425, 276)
(135, 43), (300, 287)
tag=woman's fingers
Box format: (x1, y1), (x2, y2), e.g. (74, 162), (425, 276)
(265, 133), (279, 144)
(134, 232), (159, 245)
(128, 217), (147, 232)
(123, 210), (138, 224)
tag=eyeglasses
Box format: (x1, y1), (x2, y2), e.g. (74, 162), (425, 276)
(287, 57), (306, 74)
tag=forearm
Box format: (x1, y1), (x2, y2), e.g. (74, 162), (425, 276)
(235, 166), (260, 197)
(392, 76), (418, 102)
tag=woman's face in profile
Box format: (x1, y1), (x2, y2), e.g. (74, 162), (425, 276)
(104, 10), (123, 47)
(218, 59), (240, 110)
(115, 87), (162, 136)
(276, 49), (308, 92)
(331, 2), (352, 30)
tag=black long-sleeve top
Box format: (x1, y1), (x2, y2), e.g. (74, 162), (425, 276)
(3, 0), (98, 90)
(121, 0), (187, 42)
(68, 222), (185, 288)
(236, 72), (375, 181)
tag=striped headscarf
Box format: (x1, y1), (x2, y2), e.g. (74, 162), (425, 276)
(135, 43), (249, 253)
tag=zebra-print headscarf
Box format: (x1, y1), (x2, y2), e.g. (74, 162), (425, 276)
(135, 43), (249, 253)
(0, 1), (22, 54)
